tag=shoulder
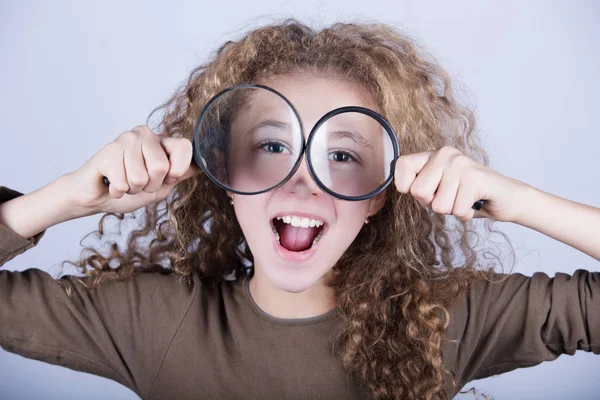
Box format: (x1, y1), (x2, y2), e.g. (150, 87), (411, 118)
(444, 270), (529, 320)
(123, 269), (245, 309)
(53, 268), (199, 312)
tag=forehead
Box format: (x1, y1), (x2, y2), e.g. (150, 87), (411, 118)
(254, 72), (378, 130)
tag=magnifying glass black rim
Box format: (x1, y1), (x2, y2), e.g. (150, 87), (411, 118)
(305, 106), (401, 201)
(192, 83), (307, 196)
(192, 84), (401, 200)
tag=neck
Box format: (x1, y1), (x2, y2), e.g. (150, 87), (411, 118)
(248, 267), (337, 319)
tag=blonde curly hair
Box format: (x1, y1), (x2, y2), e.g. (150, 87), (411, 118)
(61, 19), (513, 400)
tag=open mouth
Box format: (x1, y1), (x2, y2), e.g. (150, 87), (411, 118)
(271, 215), (327, 253)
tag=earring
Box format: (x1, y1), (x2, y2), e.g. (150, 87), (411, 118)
(230, 199), (234, 205)
(364, 218), (369, 225)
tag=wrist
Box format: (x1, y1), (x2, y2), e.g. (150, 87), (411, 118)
(511, 183), (542, 227)
(55, 173), (100, 218)
(0, 175), (95, 240)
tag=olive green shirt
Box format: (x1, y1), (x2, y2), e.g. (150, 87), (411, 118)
(0, 186), (598, 399)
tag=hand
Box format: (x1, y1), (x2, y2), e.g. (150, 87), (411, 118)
(65, 125), (202, 215)
(393, 146), (531, 223)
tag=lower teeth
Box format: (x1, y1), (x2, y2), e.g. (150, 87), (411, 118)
(311, 228), (325, 247)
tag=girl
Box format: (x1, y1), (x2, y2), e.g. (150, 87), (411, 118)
(0, 20), (598, 400)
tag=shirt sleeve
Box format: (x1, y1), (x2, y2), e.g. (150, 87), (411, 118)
(0, 185), (197, 398)
(445, 268), (600, 387)
(0, 186), (46, 265)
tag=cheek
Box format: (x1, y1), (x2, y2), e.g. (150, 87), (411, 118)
(331, 202), (371, 240)
(233, 198), (266, 235)
(336, 201), (370, 223)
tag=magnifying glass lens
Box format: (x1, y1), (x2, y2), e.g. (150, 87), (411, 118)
(195, 86), (303, 193)
(308, 111), (395, 198)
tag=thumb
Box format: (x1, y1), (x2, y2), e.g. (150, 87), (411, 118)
(174, 161), (203, 183)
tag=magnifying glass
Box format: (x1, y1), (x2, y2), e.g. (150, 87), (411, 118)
(103, 84), (485, 211)
(189, 84), (485, 210)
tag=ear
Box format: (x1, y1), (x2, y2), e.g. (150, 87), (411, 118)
(368, 191), (387, 217)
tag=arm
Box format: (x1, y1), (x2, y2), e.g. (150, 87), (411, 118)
(444, 269), (600, 389)
(0, 187), (46, 265)
(0, 175), (92, 243)
(513, 185), (600, 262)
(445, 183), (600, 387)
(0, 186), (195, 398)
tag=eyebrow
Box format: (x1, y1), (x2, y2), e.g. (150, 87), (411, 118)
(329, 130), (373, 150)
(246, 119), (291, 136)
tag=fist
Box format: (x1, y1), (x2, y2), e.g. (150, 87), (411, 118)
(65, 125), (201, 215)
(394, 146), (530, 223)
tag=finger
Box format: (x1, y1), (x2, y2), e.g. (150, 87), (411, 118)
(394, 151), (433, 193)
(141, 137), (170, 192)
(98, 142), (129, 198)
(409, 154), (445, 207)
(160, 137), (197, 184)
(123, 136), (149, 195)
(430, 171), (460, 215)
(452, 180), (476, 222)
(176, 161), (203, 183)
(412, 147), (464, 207)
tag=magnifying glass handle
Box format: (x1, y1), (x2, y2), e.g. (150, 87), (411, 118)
(472, 199), (485, 210)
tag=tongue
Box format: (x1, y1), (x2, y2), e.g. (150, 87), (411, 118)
(279, 223), (321, 252)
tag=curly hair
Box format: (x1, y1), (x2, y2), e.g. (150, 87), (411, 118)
(58, 19), (515, 400)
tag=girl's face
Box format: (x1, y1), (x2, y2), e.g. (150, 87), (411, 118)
(231, 72), (385, 293)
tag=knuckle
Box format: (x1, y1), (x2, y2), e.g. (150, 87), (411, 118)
(178, 138), (193, 157)
(102, 141), (119, 153)
(148, 162), (170, 177)
(166, 170), (183, 181)
(431, 200), (449, 214)
(108, 188), (122, 199)
(134, 125), (156, 138)
(169, 137), (191, 154)
(394, 176), (407, 193)
(394, 157), (408, 171)
(453, 209), (470, 222)
(439, 145), (459, 156)
(448, 152), (466, 167)
(457, 214), (471, 223)
(128, 174), (148, 187)
(182, 137), (193, 151)
(113, 182), (130, 193)
(118, 130), (138, 146)
(132, 124), (150, 133)
(409, 185), (427, 199)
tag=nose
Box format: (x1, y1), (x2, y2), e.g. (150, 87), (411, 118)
(280, 153), (323, 198)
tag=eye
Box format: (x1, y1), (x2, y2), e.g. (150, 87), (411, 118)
(328, 151), (354, 163)
(259, 141), (290, 154)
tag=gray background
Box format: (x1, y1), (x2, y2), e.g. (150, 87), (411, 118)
(1, 0), (599, 399)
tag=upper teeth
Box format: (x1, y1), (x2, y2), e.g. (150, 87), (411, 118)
(276, 215), (324, 228)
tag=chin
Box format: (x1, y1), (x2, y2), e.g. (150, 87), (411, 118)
(266, 266), (323, 293)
